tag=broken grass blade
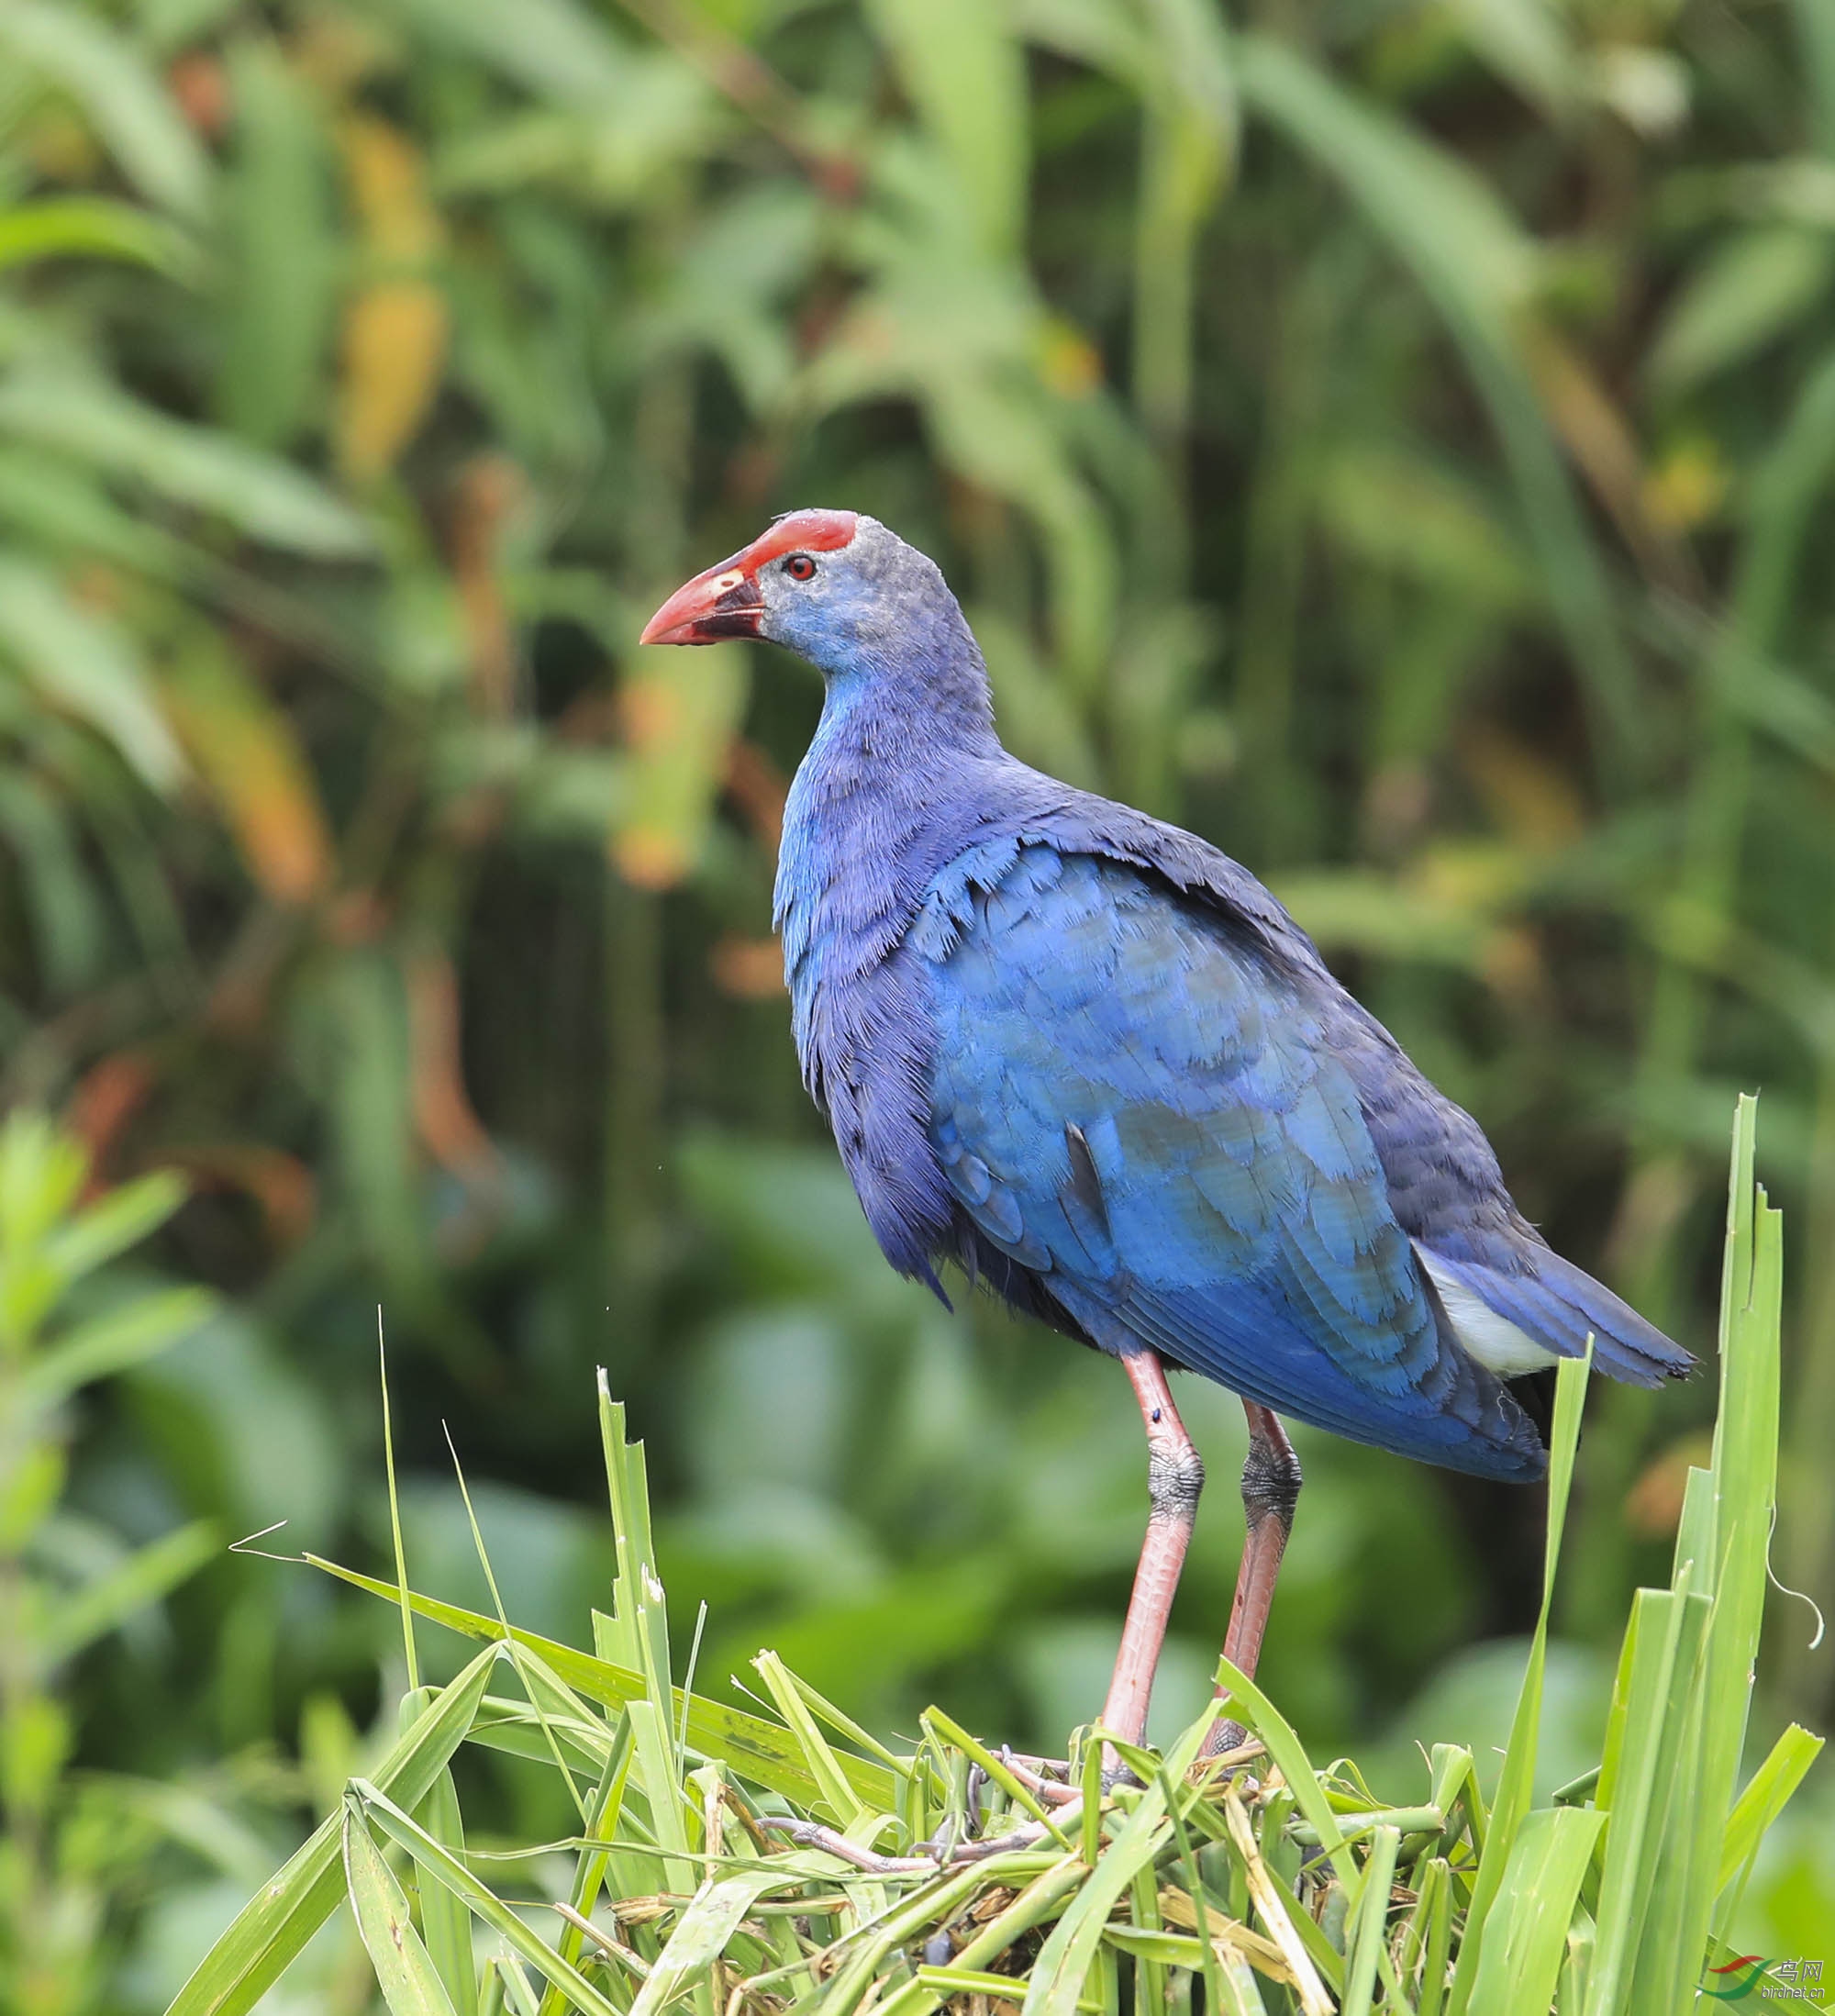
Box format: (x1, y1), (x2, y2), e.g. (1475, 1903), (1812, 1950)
(1713, 1721), (1824, 1918)
(1219, 1789), (1332, 2016)
(753, 1649), (870, 1830)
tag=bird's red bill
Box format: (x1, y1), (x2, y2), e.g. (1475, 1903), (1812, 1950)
(640, 509), (859, 645)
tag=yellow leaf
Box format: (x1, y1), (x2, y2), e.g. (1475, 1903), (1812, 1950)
(164, 647), (331, 904)
(339, 113), (441, 265)
(337, 280), (446, 481)
(612, 647), (749, 890)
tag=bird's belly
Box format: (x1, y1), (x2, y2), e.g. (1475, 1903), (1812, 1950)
(1415, 1251), (1557, 1375)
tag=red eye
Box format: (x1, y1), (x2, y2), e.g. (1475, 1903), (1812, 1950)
(784, 553), (817, 581)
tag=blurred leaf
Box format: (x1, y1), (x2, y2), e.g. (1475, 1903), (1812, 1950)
(47, 1167), (187, 1283)
(130, 1305), (346, 1539)
(0, 195), (194, 275)
(0, 0), (211, 219)
(1315, 443), (1531, 604)
(385, 0), (636, 113)
(217, 39), (337, 450)
(868, 0), (1029, 258)
(1651, 227), (1835, 395)
(163, 639), (333, 904)
(1447, 0), (1578, 119)
(39, 1517), (218, 1665)
(338, 283), (448, 482)
(336, 117), (447, 479)
(21, 1285), (215, 1409)
(0, 554), (185, 789)
(0, 772), (109, 991)
(965, 604), (1100, 787)
(1236, 31), (1640, 769)
(0, 373), (372, 555)
(614, 643), (748, 887)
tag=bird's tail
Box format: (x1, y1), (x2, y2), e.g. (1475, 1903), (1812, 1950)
(1427, 1247), (1694, 1388)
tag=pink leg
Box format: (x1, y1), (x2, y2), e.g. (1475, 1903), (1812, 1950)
(1099, 1352), (1205, 1750)
(1205, 1399), (1302, 1756)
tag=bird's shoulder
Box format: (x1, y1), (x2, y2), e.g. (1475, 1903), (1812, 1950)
(904, 772), (1319, 977)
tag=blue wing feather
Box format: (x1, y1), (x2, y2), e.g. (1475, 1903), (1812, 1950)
(919, 844), (1548, 1482)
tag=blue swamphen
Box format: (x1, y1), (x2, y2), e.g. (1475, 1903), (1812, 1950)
(642, 510), (1691, 1752)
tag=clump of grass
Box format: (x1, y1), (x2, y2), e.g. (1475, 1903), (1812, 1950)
(165, 1097), (1821, 2015)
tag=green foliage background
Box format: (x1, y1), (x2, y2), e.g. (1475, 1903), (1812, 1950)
(1, 0), (1833, 2003)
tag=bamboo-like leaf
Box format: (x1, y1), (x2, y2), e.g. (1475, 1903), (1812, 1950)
(868, 0), (1029, 258)
(0, 376), (372, 557)
(21, 1286), (215, 1408)
(0, 556), (185, 789)
(45, 1170), (188, 1286)
(0, 196), (194, 275)
(1234, 31), (1640, 771)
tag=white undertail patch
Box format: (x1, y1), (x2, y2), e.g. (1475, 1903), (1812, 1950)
(1416, 1249), (1562, 1376)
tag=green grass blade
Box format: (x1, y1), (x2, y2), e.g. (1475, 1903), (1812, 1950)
(1715, 1721), (1825, 1907)
(397, 1698), (478, 2016)
(627, 1872), (782, 2016)
(1581, 1579), (1696, 2016)
(162, 1641), (497, 2016)
(1448, 1345), (1589, 2016)
(1464, 1806), (1606, 2016)
(350, 1779), (626, 2016)
(1339, 1821), (1399, 2016)
(305, 1556), (898, 1812)
(1019, 1780), (1170, 2016)
(342, 1798), (463, 2016)
(1208, 1659), (1353, 1888)
(753, 1649), (871, 1830)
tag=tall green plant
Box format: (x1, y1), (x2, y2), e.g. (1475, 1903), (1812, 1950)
(0, 1113), (216, 2015)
